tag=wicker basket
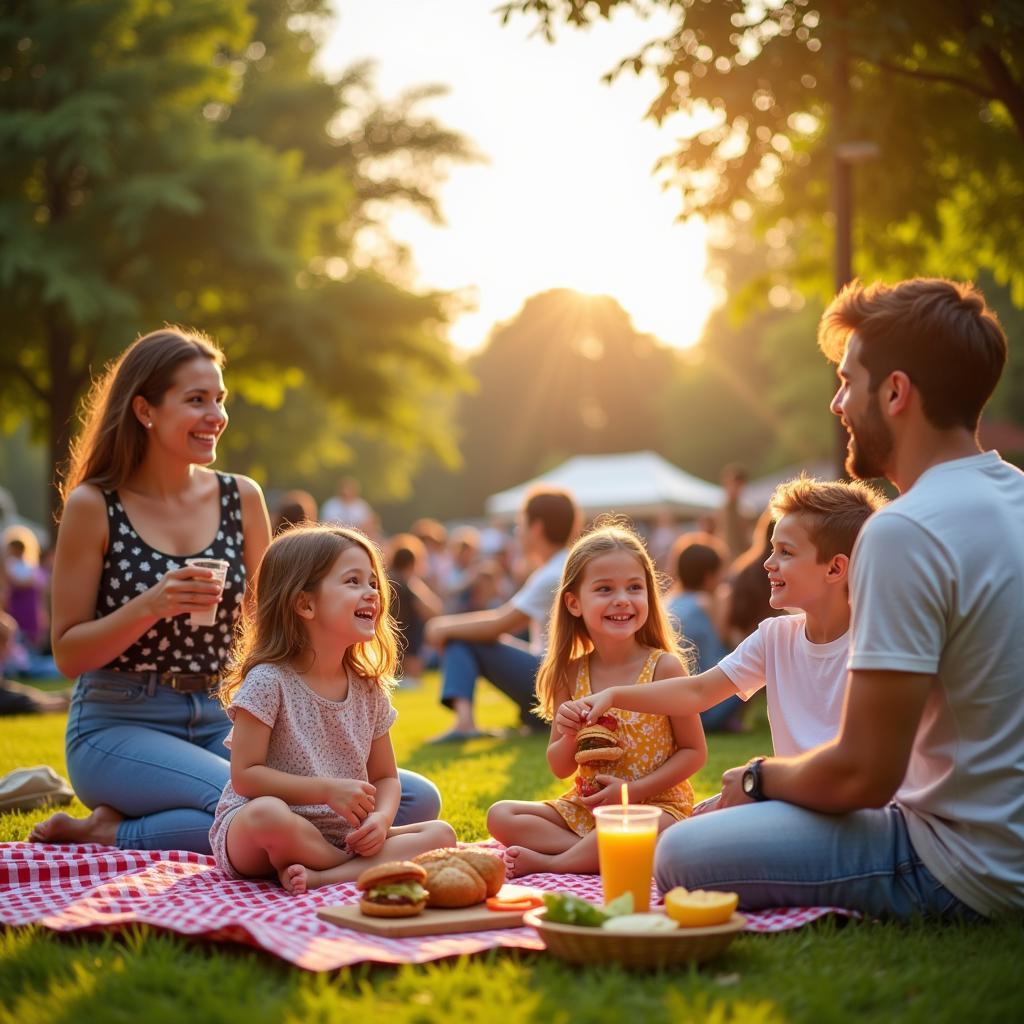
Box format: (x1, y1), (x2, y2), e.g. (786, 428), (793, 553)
(522, 908), (746, 969)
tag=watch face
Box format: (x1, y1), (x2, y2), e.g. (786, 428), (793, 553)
(742, 771), (754, 795)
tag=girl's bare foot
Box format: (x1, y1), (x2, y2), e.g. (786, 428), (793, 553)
(27, 805), (122, 846)
(279, 863), (310, 895)
(504, 845), (554, 879)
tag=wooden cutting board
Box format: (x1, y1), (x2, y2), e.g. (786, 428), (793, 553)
(317, 885), (543, 938)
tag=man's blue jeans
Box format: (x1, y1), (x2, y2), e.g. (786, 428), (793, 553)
(438, 640), (544, 727)
(66, 670), (442, 853)
(655, 800), (981, 920)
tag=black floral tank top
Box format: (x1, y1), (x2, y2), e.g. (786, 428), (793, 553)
(96, 472), (246, 675)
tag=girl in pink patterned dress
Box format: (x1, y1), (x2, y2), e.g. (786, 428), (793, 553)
(210, 526), (455, 893)
(487, 521), (706, 878)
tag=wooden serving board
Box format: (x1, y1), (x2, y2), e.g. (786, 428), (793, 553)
(317, 885), (543, 938)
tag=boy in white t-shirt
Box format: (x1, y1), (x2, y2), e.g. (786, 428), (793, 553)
(559, 476), (886, 809)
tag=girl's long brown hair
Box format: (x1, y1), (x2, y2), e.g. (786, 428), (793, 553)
(220, 525), (398, 706)
(61, 328), (223, 508)
(534, 519), (686, 720)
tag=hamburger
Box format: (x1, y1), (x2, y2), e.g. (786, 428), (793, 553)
(575, 714), (624, 766)
(413, 847), (506, 908)
(356, 861), (429, 918)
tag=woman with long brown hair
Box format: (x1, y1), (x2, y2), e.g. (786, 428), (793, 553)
(30, 328), (443, 853)
(28, 328), (272, 850)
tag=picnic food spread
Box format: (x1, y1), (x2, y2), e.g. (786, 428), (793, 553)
(541, 888), (740, 931)
(574, 715), (624, 766)
(412, 847), (506, 908)
(356, 861), (429, 918)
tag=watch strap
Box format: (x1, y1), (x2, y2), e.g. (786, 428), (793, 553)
(743, 756), (768, 802)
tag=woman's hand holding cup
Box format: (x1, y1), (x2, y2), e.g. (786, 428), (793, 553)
(141, 563), (227, 623)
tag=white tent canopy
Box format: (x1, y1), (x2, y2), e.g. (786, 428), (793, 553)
(485, 451), (724, 521)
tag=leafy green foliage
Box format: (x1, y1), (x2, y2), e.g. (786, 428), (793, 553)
(390, 288), (683, 522)
(499, 1), (1024, 300)
(0, 0), (475, 517)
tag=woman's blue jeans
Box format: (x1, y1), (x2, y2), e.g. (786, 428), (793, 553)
(654, 800), (982, 921)
(66, 670), (442, 854)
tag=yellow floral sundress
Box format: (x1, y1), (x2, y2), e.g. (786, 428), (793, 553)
(546, 648), (695, 837)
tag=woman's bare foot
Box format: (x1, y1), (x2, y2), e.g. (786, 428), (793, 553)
(27, 805), (122, 846)
(504, 845), (556, 879)
(279, 863), (310, 895)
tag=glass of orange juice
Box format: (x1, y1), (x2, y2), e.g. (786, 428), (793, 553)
(593, 805), (661, 912)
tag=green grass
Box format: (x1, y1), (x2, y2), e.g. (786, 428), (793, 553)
(2, 678), (1022, 1024)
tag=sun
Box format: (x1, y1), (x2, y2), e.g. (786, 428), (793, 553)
(387, 184), (721, 354)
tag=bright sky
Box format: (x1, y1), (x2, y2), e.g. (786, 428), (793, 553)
(320, 1), (720, 353)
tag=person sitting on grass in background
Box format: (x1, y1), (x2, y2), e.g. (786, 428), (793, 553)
(424, 487), (579, 741)
(560, 478), (886, 813)
(0, 611), (69, 715)
(666, 532), (744, 733)
(387, 534), (443, 688)
(209, 525), (456, 894)
(270, 489), (318, 536)
(488, 521), (706, 878)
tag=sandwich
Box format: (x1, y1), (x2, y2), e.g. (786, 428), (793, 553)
(575, 714), (624, 766)
(413, 847), (506, 908)
(356, 861), (429, 918)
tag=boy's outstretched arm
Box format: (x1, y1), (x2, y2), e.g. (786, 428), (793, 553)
(560, 667), (739, 724)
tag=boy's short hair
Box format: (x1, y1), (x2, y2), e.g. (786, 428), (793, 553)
(769, 476), (887, 562)
(523, 487), (578, 547)
(672, 532), (729, 590)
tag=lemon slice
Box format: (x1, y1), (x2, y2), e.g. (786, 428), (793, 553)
(663, 887), (739, 927)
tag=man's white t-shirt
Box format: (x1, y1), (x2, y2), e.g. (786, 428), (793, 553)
(849, 451), (1024, 917)
(510, 549), (568, 655)
(717, 614), (849, 757)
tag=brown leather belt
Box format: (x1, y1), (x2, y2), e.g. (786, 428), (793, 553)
(114, 669), (220, 693)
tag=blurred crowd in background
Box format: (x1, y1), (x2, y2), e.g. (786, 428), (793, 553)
(2, 466), (778, 730)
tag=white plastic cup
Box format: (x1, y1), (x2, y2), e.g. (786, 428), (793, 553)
(184, 557), (229, 627)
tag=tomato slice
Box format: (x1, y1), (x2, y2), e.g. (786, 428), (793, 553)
(486, 895), (544, 912)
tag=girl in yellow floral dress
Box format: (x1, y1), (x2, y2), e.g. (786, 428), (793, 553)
(487, 521), (706, 878)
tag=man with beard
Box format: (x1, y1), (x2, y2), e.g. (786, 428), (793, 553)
(654, 278), (1024, 921)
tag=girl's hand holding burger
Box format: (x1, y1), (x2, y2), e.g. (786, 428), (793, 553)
(578, 775), (629, 808)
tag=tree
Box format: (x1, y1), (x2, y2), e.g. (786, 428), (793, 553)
(0, 0), (474, 520)
(385, 288), (683, 523)
(500, 1), (1024, 299)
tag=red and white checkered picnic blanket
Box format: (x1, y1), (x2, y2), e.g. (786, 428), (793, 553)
(0, 841), (854, 970)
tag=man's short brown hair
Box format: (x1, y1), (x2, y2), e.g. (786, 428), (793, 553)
(818, 278), (1007, 432)
(523, 487), (578, 547)
(770, 476), (887, 563)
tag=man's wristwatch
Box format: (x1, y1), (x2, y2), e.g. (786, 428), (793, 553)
(741, 756), (769, 802)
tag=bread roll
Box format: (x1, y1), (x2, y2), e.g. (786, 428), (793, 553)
(413, 847), (507, 908)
